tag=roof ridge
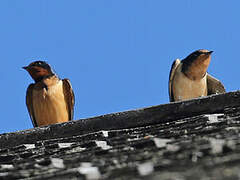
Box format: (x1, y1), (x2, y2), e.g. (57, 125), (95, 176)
(0, 91), (239, 149)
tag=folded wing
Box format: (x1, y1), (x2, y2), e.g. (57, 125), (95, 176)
(169, 59), (181, 102)
(26, 84), (38, 127)
(62, 79), (75, 120)
(207, 74), (226, 95)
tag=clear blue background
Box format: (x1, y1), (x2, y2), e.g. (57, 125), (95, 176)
(0, 1), (238, 133)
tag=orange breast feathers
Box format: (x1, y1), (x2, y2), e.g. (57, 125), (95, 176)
(32, 80), (69, 126)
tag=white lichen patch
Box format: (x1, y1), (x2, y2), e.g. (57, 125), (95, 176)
(66, 147), (86, 154)
(204, 113), (224, 124)
(137, 162), (154, 176)
(175, 120), (187, 124)
(0, 172), (8, 176)
(58, 143), (74, 148)
(78, 163), (101, 180)
(209, 138), (225, 154)
(153, 138), (172, 148)
(95, 141), (112, 150)
(51, 158), (65, 169)
(23, 144), (35, 149)
(1, 164), (14, 169)
(101, 131), (109, 137)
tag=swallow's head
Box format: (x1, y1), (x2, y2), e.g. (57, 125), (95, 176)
(182, 49), (213, 80)
(186, 49), (213, 63)
(23, 61), (55, 82)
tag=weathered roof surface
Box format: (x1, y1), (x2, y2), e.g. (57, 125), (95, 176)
(1, 91), (240, 179)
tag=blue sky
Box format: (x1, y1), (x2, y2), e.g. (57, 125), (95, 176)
(0, 1), (239, 133)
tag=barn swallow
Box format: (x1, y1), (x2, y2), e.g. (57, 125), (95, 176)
(23, 61), (75, 127)
(169, 49), (225, 102)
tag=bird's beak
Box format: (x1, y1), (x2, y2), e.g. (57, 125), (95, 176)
(22, 66), (28, 70)
(208, 51), (214, 54)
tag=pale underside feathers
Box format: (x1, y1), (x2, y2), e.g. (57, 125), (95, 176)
(169, 59), (225, 102)
(26, 78), (75, 127)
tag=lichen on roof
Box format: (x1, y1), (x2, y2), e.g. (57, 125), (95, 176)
(0, 91), (240, 179)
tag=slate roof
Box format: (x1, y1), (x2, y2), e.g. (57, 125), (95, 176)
(1, 91), (240, 179)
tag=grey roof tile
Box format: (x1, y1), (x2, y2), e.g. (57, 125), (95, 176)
(0, 91), (240, 179)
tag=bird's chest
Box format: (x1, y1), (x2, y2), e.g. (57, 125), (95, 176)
(32, 81), (68, 126)
(172, 67), (207, 101)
